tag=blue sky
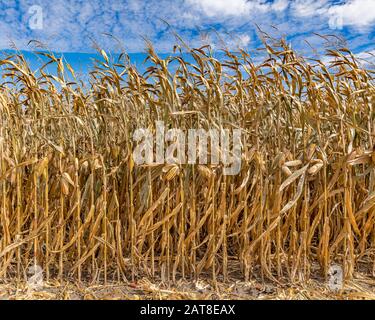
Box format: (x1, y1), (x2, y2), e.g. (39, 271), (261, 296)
(0, 0), (374, 70)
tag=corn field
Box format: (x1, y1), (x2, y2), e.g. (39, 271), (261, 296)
(0, 39), (375, 285)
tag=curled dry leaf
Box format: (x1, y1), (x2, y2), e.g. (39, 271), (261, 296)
(164, 165), (180, 181)
(308, 159), (324, 175)
(284, 160), (302, 167)
(281, 165), (292, 177)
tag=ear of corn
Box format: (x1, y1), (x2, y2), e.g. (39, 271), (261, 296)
(0, 39), (374, 284)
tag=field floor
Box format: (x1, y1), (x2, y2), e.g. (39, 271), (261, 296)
(1, 271), (375, 300)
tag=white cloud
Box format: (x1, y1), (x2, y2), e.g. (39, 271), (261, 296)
(272, 0), (290, 12)
(239, 34), (251, 46)
(292, 0), (375, 30)
(187, 0), (249, 17)
(187, 0), (289, 18)
(328, 0), (375, 29)
(291, 0), (328, 17)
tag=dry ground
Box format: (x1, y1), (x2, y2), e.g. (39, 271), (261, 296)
(1, 271), (375, 300)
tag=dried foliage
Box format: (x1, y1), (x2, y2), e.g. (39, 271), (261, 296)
(0, 39), (375, 286)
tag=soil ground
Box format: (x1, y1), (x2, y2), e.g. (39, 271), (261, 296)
(1, 271), (375, 300)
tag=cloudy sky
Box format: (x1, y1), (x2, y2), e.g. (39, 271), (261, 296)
(0, 0), (374, 58)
